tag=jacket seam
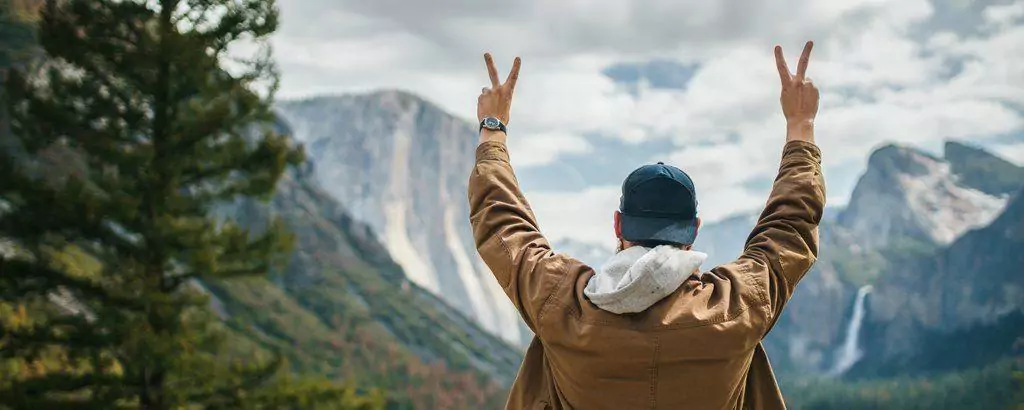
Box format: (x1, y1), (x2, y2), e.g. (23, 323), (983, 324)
(476, 141), (510, 163)
(536, 254), (572, 333)
(746, 262), (772, 323)
(650, 334), (660, 409)
(776, 256), (794, 304)
(782, 140), (822, 158)
(497, 235), (515, 290)
(780, 156), (820, 170)
(479, 153), (508, 162)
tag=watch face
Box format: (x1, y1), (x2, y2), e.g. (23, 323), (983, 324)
(484, 117), (500, 128)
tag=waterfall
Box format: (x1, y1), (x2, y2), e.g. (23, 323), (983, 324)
(828, 285), (873, 376)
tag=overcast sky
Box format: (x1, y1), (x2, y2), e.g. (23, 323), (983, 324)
(270, 0), (1024, 247)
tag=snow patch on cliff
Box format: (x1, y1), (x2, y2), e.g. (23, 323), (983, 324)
(383, 201), (439, 293)
(444, 203), (498, 333)
(383, 124), (440, 293)
(898, 155), (1008, 244)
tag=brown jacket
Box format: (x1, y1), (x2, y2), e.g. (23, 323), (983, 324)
(468, 140), (826, 410)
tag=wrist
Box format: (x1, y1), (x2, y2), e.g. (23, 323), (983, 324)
(786, 120), (815, 142)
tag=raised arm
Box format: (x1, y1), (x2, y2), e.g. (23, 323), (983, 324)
(468, 54), (566, 333)
(741, 41), (826, 332)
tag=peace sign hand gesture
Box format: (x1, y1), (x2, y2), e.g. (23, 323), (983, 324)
(775, 41), (819, 142)
(478, 53), (521, 128)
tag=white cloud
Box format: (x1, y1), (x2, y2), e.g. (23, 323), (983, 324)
(983, 1), (1024, 29)
(508, 132), (593, 167)
(991, 141), (1024, 165)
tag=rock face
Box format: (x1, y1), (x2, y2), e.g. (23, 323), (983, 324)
(944, 140), (1024, 197)
(858, 189), (1024, 375)
(839, 144), (1009, 249)
(275, 91), (522, 345)
(863, 141), (1024, 339)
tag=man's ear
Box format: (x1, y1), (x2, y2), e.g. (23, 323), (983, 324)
(614, 210), (623, 238)
(696, 217), (702, 233)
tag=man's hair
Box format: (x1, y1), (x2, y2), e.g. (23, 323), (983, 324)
(633, 239), (687, 249)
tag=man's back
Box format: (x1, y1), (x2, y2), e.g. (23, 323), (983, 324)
(529, 259), (772, 409)
(468, 42), (823, 409)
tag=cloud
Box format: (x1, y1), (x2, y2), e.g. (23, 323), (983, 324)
(990, 141), (1024, 165)
(602, 60), (699, 92)
(507, 131), (593, 167)
(983, 1), (1024, 29)
(529, 186), (620, 246)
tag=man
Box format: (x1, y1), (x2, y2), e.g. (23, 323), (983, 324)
(469, 41), (825, 409)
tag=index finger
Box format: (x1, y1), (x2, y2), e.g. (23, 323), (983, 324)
(505, 57), (521, 91)
(796, 41), (813, 79)
(484, 53), (500, 88)
(774, 45), (792, 85)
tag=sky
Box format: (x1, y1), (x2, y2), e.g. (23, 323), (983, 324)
(269, 0), (1024, 247)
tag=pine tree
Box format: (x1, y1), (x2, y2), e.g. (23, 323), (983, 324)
(0, 1), (381, 408)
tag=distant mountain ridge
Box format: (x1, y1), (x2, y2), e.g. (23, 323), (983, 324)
(552, 238), (613, 268)
(944, 140), (1024, 197)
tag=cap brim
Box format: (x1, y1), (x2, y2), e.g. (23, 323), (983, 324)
(620, 214), (698, 245)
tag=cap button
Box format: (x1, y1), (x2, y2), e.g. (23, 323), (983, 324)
(657, 161), (664, 165)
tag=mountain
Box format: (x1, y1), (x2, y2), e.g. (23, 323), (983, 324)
(944, 140), (1024, 197)
(206, 120), (523, 407)
(693, 140), (1023, 376)
(859, 141), (1024, 356)
(693, 212), (759, 269)
(551, 238), (613, 268)
(838, 142), (1010, 250)
(853, 188), (1024, 377)
(275, 91), (523, 345)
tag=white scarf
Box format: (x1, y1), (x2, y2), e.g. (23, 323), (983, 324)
(584, 245), (708, 314)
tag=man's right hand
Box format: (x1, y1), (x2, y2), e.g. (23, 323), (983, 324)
(774, 41), (819, 143)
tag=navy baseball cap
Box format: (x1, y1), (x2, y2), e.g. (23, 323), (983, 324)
(618, 161), (699, 245)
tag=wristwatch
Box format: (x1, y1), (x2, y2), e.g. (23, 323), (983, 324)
(479, 116), (507, 134)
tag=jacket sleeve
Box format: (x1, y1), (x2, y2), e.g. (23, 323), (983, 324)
(740, 140), (826, 333)
(468, 141), (568, 334)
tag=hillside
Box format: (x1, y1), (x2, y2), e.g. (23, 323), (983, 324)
(0, 112), (522, 408)
(205, 119), (523, 408)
